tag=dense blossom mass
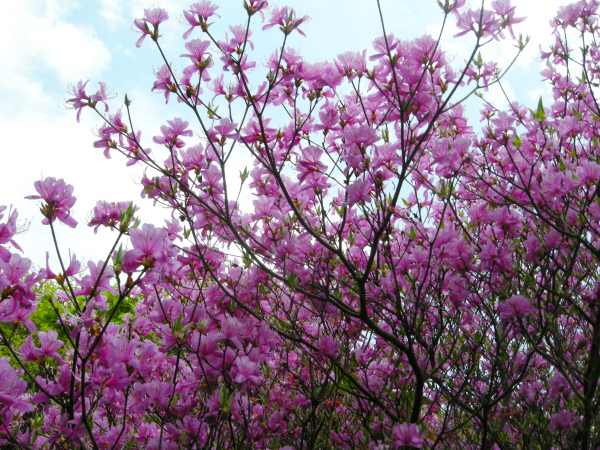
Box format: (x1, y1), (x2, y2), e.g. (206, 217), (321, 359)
(2, 0), (600, 448)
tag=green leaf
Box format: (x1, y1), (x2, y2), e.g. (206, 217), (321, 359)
(439, 179), (447, 198)
(474, 51), (483, 68)
(512, 134), (521, 148)
(531, 96), (545, 121)
(243, 254), (252, 268)
(239, 166), (249, 183)
(382, 125), (390, 143)
(172, 312), (183, 333)
(287, 272), (299, 290)
(219, 387), (234, 413)
(333, 364), (359, 392)
(113, 244), (124, 273)
(409, 226), (417, 241)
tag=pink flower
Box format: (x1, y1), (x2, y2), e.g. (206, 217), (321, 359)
(252, 197), (279, 221)
(66, 81), (109, 122)
(297, 146), (328, 183)
(181, 39), (213, 75)
(220, 25), (254, 53)
(163, 218), (182, 242)
(32, 330), (64, 363)
(199, 164), (224, 202)
(478, 241), (512, 272)
(91, 362), (132, 390)
(46, 251), (80, 280)
(75, 260), (116, 300)
(180, 143), (206, 171)
(33, 364), (70, 403)
(498, 294), (534, 321)
(370, 33), (400, 61)
(20, 336), (38, 362)
(152, 65), (176, 103)
(153, 118), (193, 149)
(523, 235), (543, 263)
(193, 332), (219, 358)
(0, 253), (39, 308)
(0, 207), (22, 262)
(346, 178), (372, 206)
(126, 224), (170, 269)
(432, 136), (470, 178)
(219, 317), (245, 348)
(89, 81), (109, 110)
(335, 50), (367, 79)
(183, 1), (221, 39)
(262, 6), (309, 36)
(26, 177), (78, 228)
(314, 103), (340, 134)
(244, 0), (268, 18)
(0, 357), (34, 416)
(454, 8), (499, 40)
(65, 80), (89, 122)
(548, 373), (571, 400)
(392, 423), (423, 448)
(143, 380), (172, 408)
(0, 299), (37, 333)
(540, 171), (577, 201)
(549, 410), (576, 430)
(492, 206), (522, 237)
(555, 1), (595, 28)
(302, 61), (342, 92)
(242, 117), (276, 144)
(93, 123), (117, 158)
(233, 356), (263, 384)
(134, 8), (169, 48)
(316, 335), (339, 358)
(491, 0), (525, 39)
(576, 160), (600, 187)
(88, 201), (135, 233)
(123, 130), (150, 166)
(344, 123), (380, 149)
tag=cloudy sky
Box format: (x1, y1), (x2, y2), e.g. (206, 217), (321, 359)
(1, 0), (575, 268)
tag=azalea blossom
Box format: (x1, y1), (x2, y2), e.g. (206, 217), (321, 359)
(134, 8), (169, 47)
(0, 357), (34, 418)
(233, 356), (263, 384)
(26, 177), (77, 228)
(316, 335), (339, 358)
(498, 294), (535, 321)
(392, 423), (423, 448)
(262, 6), (309, 36)
(549, 410), (576, 430)
(183, 1), (221, 39)
(32, 330), (64, 363)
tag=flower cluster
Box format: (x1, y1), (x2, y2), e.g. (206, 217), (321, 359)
(26, 177), (77, 228)
(5, 0), (600, 448)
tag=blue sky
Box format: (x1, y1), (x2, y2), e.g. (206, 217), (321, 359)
(1, 0), (575, 268)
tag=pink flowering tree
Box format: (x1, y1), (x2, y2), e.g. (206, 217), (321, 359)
(2, 0), (600, 448)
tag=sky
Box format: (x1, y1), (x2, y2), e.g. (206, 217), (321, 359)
(0, 0), (576, 269)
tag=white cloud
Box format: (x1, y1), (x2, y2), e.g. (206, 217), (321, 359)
(0, 0), (115, 267)
(42, 23), (111, 83)
(0, 1), (110, 88)
(99, 0), (126, 28)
